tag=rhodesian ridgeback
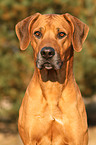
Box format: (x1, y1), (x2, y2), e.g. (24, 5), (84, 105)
(15, 13), (89, 145)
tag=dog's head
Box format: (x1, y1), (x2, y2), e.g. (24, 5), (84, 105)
(15, 13), (89, 70)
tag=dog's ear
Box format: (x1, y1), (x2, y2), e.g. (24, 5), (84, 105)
(15, 13), (40, 50)
(63, 13), (89, 52)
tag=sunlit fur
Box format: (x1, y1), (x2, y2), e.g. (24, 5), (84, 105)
(15, 13), (89, 145)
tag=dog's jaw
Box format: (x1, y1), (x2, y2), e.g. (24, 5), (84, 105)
(36, 51), (62, 70)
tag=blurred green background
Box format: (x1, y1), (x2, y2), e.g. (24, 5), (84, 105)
(0, 0), (96, 129)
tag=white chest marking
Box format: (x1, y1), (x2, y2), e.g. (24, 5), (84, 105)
(55, 118), (63, 125)
(50, 116), (63, 125)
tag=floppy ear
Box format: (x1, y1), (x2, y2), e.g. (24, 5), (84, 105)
(15, 13), (40, 50)
(64, 13), (89, 52)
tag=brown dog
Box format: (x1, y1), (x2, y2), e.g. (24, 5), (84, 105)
(15, 13), (89, 145)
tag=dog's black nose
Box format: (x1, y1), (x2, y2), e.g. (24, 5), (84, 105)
(40, 47), (55, 59)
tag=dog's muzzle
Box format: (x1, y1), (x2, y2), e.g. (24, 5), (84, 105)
(36, 47), (62, 70)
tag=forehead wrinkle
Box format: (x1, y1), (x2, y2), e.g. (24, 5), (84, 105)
(33, 14), (70, 34)
(47, 16), (64, 28)
(33, 15), (48, 29)
(33, 14), (61, 28)
(41, 14), (62, 27)
(50, 16), (71, 33)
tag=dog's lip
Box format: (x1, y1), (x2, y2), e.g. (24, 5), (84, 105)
(43, 62), (53, 70)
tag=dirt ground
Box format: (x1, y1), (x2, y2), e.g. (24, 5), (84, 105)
(0, 126), (96, 145)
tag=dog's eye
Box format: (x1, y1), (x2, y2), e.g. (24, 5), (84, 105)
(58, 32), (66, 39)
(34, 31), (42, 38)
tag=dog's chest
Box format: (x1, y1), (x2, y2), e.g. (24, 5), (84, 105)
(30, 104), (67, 136)
(27, 111), (67, 144)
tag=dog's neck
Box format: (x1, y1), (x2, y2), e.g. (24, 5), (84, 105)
(27, 48), (77, 107)
(32, 48), (75, 101)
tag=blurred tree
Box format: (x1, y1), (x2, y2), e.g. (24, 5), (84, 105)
(0, 0), (96, 121)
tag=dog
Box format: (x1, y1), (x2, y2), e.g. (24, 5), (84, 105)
(15, 13), (89, 145)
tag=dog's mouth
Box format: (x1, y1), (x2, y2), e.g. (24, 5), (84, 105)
(36, 50), (63, 70)
(36, 47), (63, 70)
(37, 61), (62, 70)
(43, 62), (53, 70)
(36, 56), (62, 70)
